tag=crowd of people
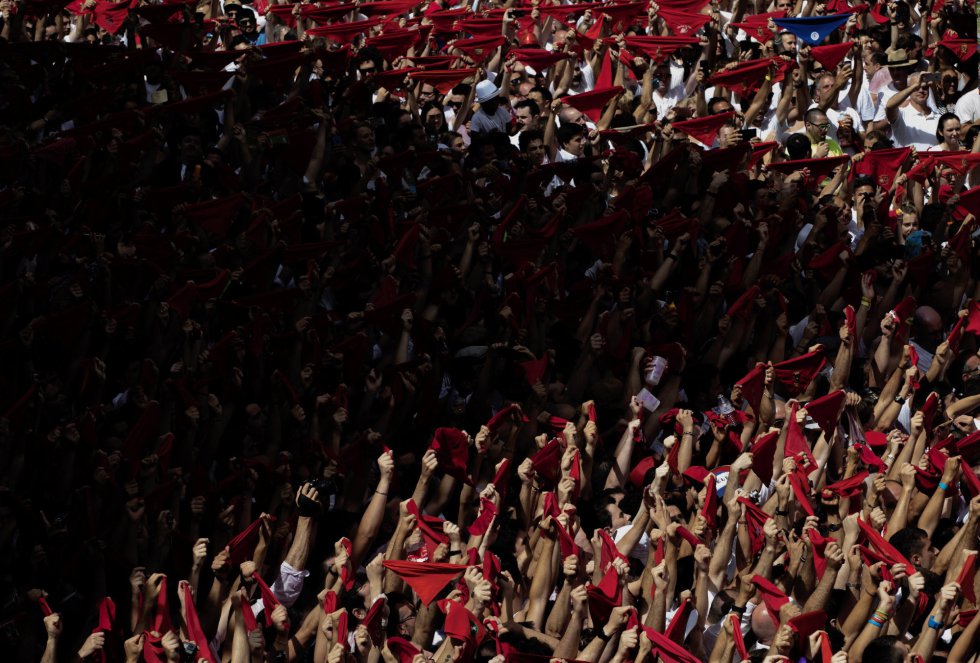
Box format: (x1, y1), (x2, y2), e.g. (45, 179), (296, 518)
(1, 0), (980, 661)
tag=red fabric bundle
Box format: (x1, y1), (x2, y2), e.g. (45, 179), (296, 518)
(772, 350), (826, 396)
(852, 147), (911, 188)
(511, 48), (568, 71)
(586, 565), (621, 624)
(810, 41), (855, 69)
(656, 8), (712, 35)
(671, 111), (736, 147)
(430, 428), (471, 483)
(857, 517), (915, 574)
(737, 497), (772, 555)
(227, 516), (274, 566)
(406, 499), (449, 556)
(181, 582), (217, 663)
(563, 86), (624, 123)
(804, 389), (846, 438)
(751, 575), (790, 623)
(382, 560), (467, 605)
(408, 67), (478, 93)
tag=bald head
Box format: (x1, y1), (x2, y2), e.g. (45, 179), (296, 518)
(750, 604), (778, 644)
(912, 306), (943, 352)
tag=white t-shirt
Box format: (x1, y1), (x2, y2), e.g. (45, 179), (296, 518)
(955, 89), (980, 124)
(891, 103), (940, 150)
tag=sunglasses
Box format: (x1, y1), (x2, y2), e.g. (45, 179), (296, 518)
(809, 122), (831, 130)
(447, 101), (463, 108)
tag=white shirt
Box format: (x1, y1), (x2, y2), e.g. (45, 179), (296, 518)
(955, 90), (980, 124)
(891, 103), (940, 150)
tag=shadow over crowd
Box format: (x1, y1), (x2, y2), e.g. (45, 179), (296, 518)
(0, 1), (979, 662)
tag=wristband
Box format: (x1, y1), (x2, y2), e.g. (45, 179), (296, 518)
(666, 253), (677, 260)
(938, 481), (948, 491)
(597, 628), (612, 641)
(450, 548), (461, 554)
(731, 604), (747, 615)
(927, 615), (943, 630)
(861, 296), (872, 308)
(867, 618), (884, 628)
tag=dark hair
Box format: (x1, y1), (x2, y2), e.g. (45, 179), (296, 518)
(853, 175), (878, 191)
(450, 83), (472, 96)
(935, 112), (960, 144)
(805, 107), (828, 125)
(513, 98), (539, 117)
(557, 122), (584, 148)
(785, 133), (812, 160)
(519, 129), (544, 152)
(863, 636), (907, 663)
(888, 526), (929, 562)
(868, 51), (889, 67)
(529, 85), (552, 103)
(707, 97), (733, 114)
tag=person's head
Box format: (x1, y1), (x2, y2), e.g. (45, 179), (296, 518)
(909, 73), (931, 108)
(716, 123), (739, 148)
(235, 7), (257, 35)
(519, 129), (546, 164)
(557, 122), (585, 156)
(863, 51), (887, 82)
(863, 635), (911, 663)
(853, 175), (877, 207)
(749, 603), (778, 644)
(348, 122), (376, 154)
(813, 72), (836, 107)
(421, 101), (446, 134)
(898, 206), (919, 238)
(355, 49), (383, 79)
(785, 132), (812, 160)
(446, 84), (469, 114)
(176, 128), (203, 162)
(804, 108), (830, 141)
(528, 85), (551, 113)
(911, 306), (943, 353)
(936, 112), (961, 147)
(775, 0), (794, 13)
(595, 489), (630, 530)
(475, 80), (500, 113)
(707, 97), (735, 115)
(778, 31), (797, 56)
(864, 129), (893, 150)
(558, 105), (587, 127)
(223, 0), (242, 20)
(513, 99), (539, 133)
(889, 526), (938, 570)
(940, 69), (959, 99)
(886, 49), (915, 88)
(418, 83), (437, 105)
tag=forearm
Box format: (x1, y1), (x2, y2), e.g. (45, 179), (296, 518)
(351, 477), (391, 568)
(41, 637), (57, 663)
(526, 537), (557, 629)
(553, 606), (584, 658)
(284, 516), (315, 571)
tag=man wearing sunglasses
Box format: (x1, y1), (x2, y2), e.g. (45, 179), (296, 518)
(803, 108), (844, 157)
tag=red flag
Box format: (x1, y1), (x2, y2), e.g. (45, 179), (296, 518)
(853, 147), (911, 188)
(512, 48), (567, 71)
(563, 86), (624, 123)
(751, 575), (790, 623)
(408, 67), (478, 94)
(772, 350), (826, 396)
(657, 8), (712, 36)
(857, 517), (915, 574)
(810, 41), (855, 69)
(955, 550), (977, 603)
(382, 560), (467, 605)
(181, 582), (217, 663)
(671, 111), (737, 147)
(804, 390), (846, 438)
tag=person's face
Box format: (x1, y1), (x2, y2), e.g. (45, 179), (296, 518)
(450, 136), (465, 153)
(515, 106), (534, 131)
(806, 113), (830, 140)
(425, 109), (443, 129)
(717, 125), (738, 148)
(447, 94), (465, 113)
(776, 0), (794, 11)
(900, 213), (919, 238)
(605, 500), (631, 530)
(912, 79), (930, 105)
(418, 84), (436, 103)
(563, 132), (585, 156)
(711, 100), (735, 115)
(780, 32), (797, 55)
(237, 16), (255, 34)
(180, 134), (202, 160)
(855, 184), (875, 207)
(864, 55), (881, 79)
(913, 539), (939, 570)
(354, 126), (375, 152)
(942, 71), (958, 96)
(890, 67), (909, 89)
(815, 75), (834, 104)
(396, 603), (417, 636)
(566, 108), (587, 126)
(941, 118), (961, 146)
(525, 138), (546, 164)
(528, 91), (545, 113)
